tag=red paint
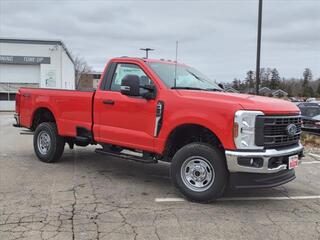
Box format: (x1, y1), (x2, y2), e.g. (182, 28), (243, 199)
(16, 58), (300, 154)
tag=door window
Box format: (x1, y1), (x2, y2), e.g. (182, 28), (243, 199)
(110, 63), (154, 94)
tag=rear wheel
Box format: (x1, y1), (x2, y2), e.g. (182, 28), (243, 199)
(171, 143), (228, 203)
(33, 122), (65, 163)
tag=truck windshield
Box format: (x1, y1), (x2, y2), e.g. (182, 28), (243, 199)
(147, 62), (222, 91)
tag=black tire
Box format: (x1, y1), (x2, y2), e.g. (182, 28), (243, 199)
(33, 122), (65, 163)
(171, 143), (228, 203)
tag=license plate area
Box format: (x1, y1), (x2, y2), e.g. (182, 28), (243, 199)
(288, 155), (299, 169)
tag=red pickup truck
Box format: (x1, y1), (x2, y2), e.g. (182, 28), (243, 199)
(14, 57), (304, 202)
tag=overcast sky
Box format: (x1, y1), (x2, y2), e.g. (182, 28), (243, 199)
(0, 0), (319, 82)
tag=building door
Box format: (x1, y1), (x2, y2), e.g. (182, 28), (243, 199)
(0, 64), (40, 111)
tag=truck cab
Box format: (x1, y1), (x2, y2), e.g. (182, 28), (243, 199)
(14, 57), (304, 202)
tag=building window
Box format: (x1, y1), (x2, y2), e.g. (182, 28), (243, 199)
(0, 93), (16, 101)
(9, 93), (16, 101)
(93, 74), (101, 79)
(0, 93), (9, 101)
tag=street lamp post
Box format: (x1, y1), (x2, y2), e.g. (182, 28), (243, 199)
(140, 48), (154, 59)
(255, 0), (263, 95)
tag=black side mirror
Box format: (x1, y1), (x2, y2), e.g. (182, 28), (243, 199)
(120, 75), (140, 96)
(141, 84), (156, 100)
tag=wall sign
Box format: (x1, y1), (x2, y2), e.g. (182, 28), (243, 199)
(45, 70), (56, 87)
(0, 55), (50, 64)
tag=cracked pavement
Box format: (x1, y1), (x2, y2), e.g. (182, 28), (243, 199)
(1, 112), (320, 240)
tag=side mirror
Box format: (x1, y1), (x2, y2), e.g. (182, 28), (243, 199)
(141, 84), (156, 100)
(120, 75), (140, 96)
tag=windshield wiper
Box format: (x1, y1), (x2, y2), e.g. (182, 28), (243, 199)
(204, 88), (223, 92)
(171, 87), (222, 91)
(171, 87), (204, 91)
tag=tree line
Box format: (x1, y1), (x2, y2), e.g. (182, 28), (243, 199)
(232, 68), (320, 98)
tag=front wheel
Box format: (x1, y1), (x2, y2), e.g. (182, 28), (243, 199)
(171, 143), (228, 203)
(33, 122), (65, 163)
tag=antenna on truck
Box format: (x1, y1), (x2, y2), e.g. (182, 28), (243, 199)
(174, 40), (179, 88)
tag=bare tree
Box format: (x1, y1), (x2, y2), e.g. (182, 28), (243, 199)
(73, 56), (92, 89)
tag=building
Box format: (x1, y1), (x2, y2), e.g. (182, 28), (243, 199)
(219, 83), (239, 93)
(0, 38), (75, 110)
(271, 89), (288, 98)
(258, 87), (272, 96)
(258, 87), (288, 98)
(243, 88), (256, 95)
(239, 86), (288, 98)
(78, 71), (102, 90)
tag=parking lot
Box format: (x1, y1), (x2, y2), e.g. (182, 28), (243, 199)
(0, 112), (320, 240)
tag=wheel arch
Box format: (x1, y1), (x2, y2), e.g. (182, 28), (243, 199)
(162, 123), (225, 162)
(31, 107), (57, 131)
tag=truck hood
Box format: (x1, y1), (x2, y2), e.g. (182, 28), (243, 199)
(176, 90), (300, 115)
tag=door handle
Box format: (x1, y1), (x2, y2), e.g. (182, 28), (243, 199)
(22, 93), (30, 97)
(103, 99), (115, 105)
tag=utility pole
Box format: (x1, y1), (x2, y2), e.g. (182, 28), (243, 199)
(140, 48), (154, 59)
(255, 0), (263, 95)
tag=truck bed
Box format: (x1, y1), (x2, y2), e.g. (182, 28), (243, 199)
(17, 88), (95, 137)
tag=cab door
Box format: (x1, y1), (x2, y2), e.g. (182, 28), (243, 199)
(94, 63), (157, 152)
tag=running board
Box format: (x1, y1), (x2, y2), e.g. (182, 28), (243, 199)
(95, 148), (157, 164)
(20, 130), (34, 135)
(75, 136), (90, 142)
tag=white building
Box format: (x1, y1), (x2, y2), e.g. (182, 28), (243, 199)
(0, 38), (75, 111)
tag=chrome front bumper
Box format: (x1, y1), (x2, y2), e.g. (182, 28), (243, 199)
(225, 143), (304, 174)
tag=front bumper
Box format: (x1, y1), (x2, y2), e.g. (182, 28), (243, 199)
(225, 143), (304, 174)
(229, 169), (296, 189)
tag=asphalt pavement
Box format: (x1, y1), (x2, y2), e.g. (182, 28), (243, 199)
(0, 112), (320, 240)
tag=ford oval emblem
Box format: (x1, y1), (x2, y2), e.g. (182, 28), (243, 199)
(286, 124), (297, 137)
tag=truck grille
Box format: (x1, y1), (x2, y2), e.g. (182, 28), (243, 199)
(255, 115), (302, 148)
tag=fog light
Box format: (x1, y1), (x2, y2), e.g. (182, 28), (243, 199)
(238, 157), (263, 168)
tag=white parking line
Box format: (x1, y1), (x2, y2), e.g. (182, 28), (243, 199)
(302, 161), (320, 164)
(219, 195), (320, 201)
(155, 195), (320, 202)
(155, 198), (186, 202)
(308, 153), (320, 159)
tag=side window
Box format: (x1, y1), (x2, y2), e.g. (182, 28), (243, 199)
(110, 63), (154, 93)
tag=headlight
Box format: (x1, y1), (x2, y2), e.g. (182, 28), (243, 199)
(233, 110), (264, 150)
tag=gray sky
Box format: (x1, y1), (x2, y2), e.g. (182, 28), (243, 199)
(1, 0), (319, 82)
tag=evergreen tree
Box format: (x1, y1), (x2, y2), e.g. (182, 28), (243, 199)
(270, 68), (281, 89)
(286, 85), (293, 97)
(309, 86), (315, 98)
(302, 68), (312, 97)
(232, 78), (239, 90)
(303, 68), (313, 81)
(245, 70), (255, 89)
(260, 68), (272, 88)
(317, 82), (320, 97)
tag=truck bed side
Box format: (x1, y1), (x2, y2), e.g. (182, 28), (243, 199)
(17, 88), (95, 137)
